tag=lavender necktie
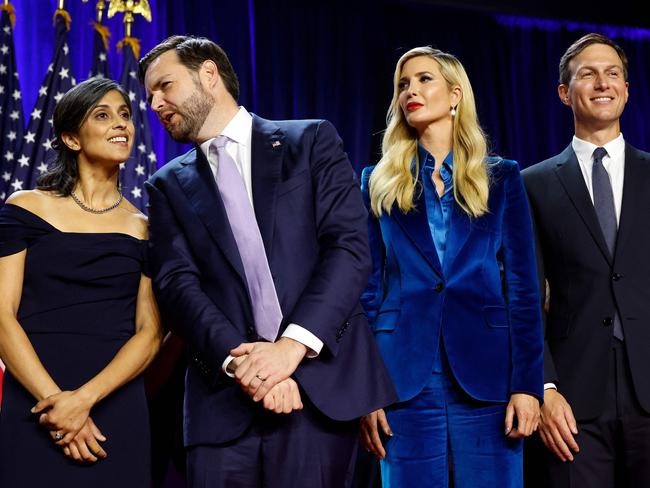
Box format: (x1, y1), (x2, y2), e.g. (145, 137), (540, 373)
(592, 146), (624, 341)
(213, 136), (282, 341)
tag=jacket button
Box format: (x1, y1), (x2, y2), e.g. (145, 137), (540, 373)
(434, 283), (445, 292)
(603, 317), (613, 327)
(612, 273), (622, 281)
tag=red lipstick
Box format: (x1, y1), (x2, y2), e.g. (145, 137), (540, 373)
(406, 102), (423, 112)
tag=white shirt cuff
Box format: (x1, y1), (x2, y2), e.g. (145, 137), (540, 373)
(544, 382), (557, 390)
(282, 323), (323, 358)
(222, 354), (236, 378)
(221, 324), (322, 377)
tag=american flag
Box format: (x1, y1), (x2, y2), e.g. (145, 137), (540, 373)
(89, 21), (110, 78)
(118, 39), (155, 213)
(0, 3), (24, 201)
(7, 10), (74, 197)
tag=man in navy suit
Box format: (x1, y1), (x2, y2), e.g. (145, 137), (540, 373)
(523, 33), (650, 487)
(139, 36), (396, 487)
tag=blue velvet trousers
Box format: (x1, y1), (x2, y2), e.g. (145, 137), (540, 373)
(381, 349), (523, 487)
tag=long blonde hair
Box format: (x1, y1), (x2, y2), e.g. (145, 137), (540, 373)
(370, 46), (490, 218)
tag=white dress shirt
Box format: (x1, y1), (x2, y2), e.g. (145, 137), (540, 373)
(573, 133), (625, 225)
(199, 107), (323, 375)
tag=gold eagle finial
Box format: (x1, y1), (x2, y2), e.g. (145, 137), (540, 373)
(107, 0), (151, 23)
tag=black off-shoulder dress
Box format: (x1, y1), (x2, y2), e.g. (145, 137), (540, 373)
(0, 203), (151, 487)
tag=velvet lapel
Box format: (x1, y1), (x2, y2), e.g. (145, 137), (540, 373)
(615, 144), (650, 261)
(442, 200), (471, 277)
(173, 148), (247, 283)
(392, 186), (443, 277)
(250, 115), (284, 258)
(553, 144), (611, 264)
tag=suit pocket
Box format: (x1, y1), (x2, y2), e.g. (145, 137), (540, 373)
(277, 170), (311, 196)
(484, 305), (509, 328)
(373, 309), (399, 332)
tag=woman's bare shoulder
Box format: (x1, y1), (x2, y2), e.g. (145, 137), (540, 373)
(5, 190), (63, 214)
(121, 199), (149, 240)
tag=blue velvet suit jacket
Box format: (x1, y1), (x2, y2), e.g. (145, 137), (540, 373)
(145, 115), (396, 447)
(361, 158), (543, 403)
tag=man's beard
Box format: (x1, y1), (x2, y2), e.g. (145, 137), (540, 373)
(167, 84), (214, 143)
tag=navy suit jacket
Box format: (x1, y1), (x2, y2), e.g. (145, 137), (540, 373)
(145, 115), (396, 447)
(523, 144), (650, 420)
(361, 158), (543, 404)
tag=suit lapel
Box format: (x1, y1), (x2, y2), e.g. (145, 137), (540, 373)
(250, 115), (284, 258)
(174, 148), (247, 283)
(615, 144), (650, 261)
(392, 185), (443, 277)
(554, 145), (612, 264)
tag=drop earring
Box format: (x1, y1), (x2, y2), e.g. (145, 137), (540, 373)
(450, 106), (457, 117)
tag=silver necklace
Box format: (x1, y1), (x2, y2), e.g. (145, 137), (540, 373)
(70, 189), (123, 214)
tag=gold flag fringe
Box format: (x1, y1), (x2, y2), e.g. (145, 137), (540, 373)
(92, 21), (111, 50)
(0, 3), (16, 28)
(53, 9), (71, 31)
(117, 36), (140, 60)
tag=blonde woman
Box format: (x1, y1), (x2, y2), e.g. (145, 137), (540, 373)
(359, 46), (543, 487)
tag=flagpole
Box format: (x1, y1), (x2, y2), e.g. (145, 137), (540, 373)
(96, 0), (106, 23)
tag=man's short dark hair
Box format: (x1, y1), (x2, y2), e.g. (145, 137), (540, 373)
(559, 33), (628, 86)
(139, 35), (240, 101)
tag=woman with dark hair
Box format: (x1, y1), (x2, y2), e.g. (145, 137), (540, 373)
(0, 77), (161, 486)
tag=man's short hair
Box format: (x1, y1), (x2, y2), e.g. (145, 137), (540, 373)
(139, 35), (240, 101)
(559, 33), (628, 85)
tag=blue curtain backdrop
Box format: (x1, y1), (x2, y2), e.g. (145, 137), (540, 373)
(8, 0), (650, 172)
(6, 2), (650, 487)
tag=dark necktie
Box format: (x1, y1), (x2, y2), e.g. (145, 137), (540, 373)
(213, 136), (282, 342)
(592, 147), (617, 254)
(591, 146), (623, 340)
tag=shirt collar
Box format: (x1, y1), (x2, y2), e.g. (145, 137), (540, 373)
(417, 144), (454, 170)
(572, 132), (625, 163)
(200, 106), (253, 157)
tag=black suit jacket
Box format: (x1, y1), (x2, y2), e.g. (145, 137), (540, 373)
(523, 143), (650, 421)
(145, 115), (396, 446)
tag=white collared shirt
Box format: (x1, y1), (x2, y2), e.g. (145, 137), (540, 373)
(200, 107), (255, 206)
(572, 133), (626, 225)
(199, 107), (323, 375)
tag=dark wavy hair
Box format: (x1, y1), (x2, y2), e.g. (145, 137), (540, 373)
(37, 78), (131, 196)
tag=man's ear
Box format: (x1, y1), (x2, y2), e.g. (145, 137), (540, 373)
(199, 59), (220, 91)
(558, 84), (571, 106)
(60, 132), (80, 151)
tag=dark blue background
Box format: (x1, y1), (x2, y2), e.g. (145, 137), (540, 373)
(11, 0), (650, 172)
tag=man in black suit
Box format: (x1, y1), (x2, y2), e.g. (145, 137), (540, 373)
(523, 33), (650, 487)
